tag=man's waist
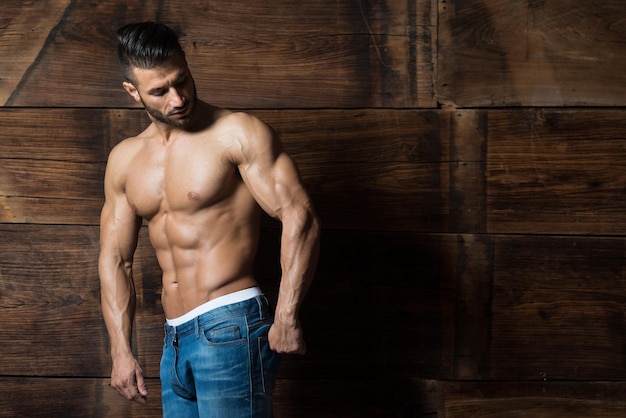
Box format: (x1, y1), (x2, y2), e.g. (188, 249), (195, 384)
(165, 286), (263, 327)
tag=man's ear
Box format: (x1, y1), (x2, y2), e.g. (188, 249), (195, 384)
(122, 81), (141, 102)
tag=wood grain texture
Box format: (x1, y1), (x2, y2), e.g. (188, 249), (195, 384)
(0, 108), (145, 223)
(2, 1), (626, 416)
(486, 109), (626, 235)
(0, 225), (162, 377)
(4, 224), (624, 384)
(0, 226), (457, 380)
(2, 0), (436, 109)
(0, 378), (437, 417)
(4, 107), (626, 233)
(0, 0), (72, 104)
(448, 234), (493, 379)
(0, 108), (467, 231)
(490, 235), (626, 380)
(440, 381), (626, 418)
(0, 378), (163, 418)
(438, 0), (626, 107)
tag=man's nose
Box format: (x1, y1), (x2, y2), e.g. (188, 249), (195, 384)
(170, 89), (185, 107)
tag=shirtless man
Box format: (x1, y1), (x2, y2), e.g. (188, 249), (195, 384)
(98, 22), (320, 417)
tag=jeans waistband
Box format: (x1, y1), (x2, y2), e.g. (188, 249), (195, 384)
(164, 293), (268, 339)
(166, 287), (263, 327)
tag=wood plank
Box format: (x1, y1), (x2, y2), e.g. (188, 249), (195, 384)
(300, 161), (455, 231)
(0, 0), (72, 105)
(448, 234), (493, 379)
(254, 109), (447, 164)
(0, 108), (113, 162)
(487, 109), (626, 235)
(3, 0), (434, 108)
(0, 378), (163, 418)
(0, 108), (445, 164)
(0, 159), (104, 199)
(8, 108), (626, 235)
(490, 235), (626, 380)
(445, 110), (488, 232)
(8, 377), (626, 417)
(438, 0), (626, 107)
(0, 377), (437, 418)
(0, 196), (102, 227)
(0, 108), (147, 224)
(440, 381), (626, 418)
(367, 0), (437, 107)
(1, 108), (478, 231)
(0, 159), (105, 224)
(0, 224), (162, 377)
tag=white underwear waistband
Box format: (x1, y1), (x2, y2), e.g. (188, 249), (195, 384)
(166, 287), (263, 327)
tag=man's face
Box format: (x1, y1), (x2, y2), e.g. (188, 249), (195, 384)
(123, 53), (197, 128)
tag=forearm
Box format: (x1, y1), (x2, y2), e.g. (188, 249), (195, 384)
(99, 260), (137, 358)
(276, 206), (320, 324)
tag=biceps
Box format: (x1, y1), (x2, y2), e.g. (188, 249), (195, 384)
(245, 153), (309, 218)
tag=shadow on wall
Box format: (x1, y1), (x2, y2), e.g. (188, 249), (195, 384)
(255, 226), (445, 417)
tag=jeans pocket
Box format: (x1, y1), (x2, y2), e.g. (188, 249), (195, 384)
(201, 325), (244, 346)
(258, 336), (281, 394)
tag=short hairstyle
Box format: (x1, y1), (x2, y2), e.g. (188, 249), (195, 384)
(116, 22), (185, 82)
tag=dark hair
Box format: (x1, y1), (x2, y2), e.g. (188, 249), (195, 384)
(116, 22), (184, 81)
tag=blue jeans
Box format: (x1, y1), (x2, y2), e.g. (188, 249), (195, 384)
(160, 295), (281, 418)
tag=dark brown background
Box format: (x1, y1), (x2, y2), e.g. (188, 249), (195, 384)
(1, 0), (626, 416)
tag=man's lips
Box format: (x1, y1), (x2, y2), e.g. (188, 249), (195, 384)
(169, 104), (190, 117)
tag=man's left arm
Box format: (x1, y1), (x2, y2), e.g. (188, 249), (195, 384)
(236, 113), (321, 354)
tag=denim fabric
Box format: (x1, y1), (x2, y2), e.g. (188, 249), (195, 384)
(160, 295), (281, 418)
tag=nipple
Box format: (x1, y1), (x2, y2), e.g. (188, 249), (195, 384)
(188, 191), (200, 201)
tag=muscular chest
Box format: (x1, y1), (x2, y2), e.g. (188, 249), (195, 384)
(125, 140), (237, 219)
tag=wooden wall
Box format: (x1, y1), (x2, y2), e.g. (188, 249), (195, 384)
(1, 0), (626, 416)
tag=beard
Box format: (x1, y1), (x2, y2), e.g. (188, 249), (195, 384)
(141, 88), (198, 128)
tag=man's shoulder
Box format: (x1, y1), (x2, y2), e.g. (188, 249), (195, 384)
(203, 108), (270, 144)
(196, 110), (273, 165)
(211, 109), (262, 131)
(107, 133), (147, 167)
(111, 135), (141, 152)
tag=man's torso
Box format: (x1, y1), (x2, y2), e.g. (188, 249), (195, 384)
(120, 109), (261, 318)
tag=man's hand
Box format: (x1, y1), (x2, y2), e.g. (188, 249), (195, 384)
(111, 355), (148, 404)
(268, 318), (307, 355)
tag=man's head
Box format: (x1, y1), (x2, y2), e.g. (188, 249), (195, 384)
(117, 22), (197, 127)
(117, 22), (184, 83)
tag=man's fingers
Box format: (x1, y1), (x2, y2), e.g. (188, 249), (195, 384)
(269, 338), (306, 355)
(112, 374), (148, 404)
(118, 385), (147, 404)
(132, 392), (148, 405)
(136, 378), (148, 397)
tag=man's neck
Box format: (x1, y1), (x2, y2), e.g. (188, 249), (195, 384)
(149, 118), (183, 143)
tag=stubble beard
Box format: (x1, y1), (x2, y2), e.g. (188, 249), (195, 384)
(142, 89), (198, 128)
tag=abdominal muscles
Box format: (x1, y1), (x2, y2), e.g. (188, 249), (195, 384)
(147, 202), (261, 317)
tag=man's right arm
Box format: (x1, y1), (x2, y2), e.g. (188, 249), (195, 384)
(98, 146), (147, 404)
